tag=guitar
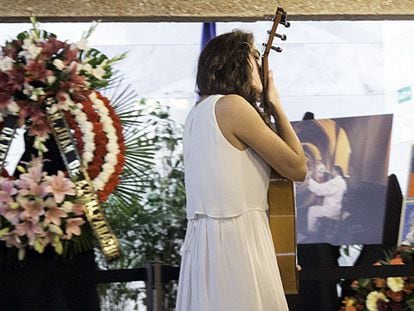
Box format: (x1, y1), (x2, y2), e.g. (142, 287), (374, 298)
(260, 7), (299, 294)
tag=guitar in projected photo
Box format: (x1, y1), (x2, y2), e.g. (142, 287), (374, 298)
(260, 6), (299, 294)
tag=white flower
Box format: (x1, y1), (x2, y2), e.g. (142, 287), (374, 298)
(46, 75), (56, 85)
(22, 39), (42, 59)
(29, 87), (45, 101)
(107, 167), (115, 175)
(92, 66), (106, 80)
(22, 83), (34, 96)
(76, 38), (89, 51)
(102, 163), (114, 171)
(100, 171), (111, 180)
(76, 113), (87, 122)
(29, 30), (38, 40)
(83, 132), (95, 142)
(100, 115), (112, 124)
(84, 143), (95, 152)
(22, 38), (33, 50)
(107, 132), (117, 141)
(72, 108), (96, 166)
(52, 59), (65, 70)
(89, 92), (97, 101)
(93, 179), (104, 190)
(29, 93), (38, 101)
(366, 291), (388, 311)
(80, 122), (93, 132)
(387, 277), (404, 292)
(82, 152), (94, 162)
(105, 154), (117, 164)
(48, 105), (58, 114)
(69, 44), (78, 52)
(0, 56), (14, 71)
(62, 201), (74, 213)
(95, 101), (108, 112)
(56, 102), (70, 111)
(7, 101), (20, 114)
(107, 143), (120, 153)
(81, 63), (93, 74)
(105, 126), (116, 135)
(87, 91), (122, 190)
(34, 135), (49, 153)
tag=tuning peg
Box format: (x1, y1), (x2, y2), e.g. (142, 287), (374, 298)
(267, 30), (287, 41)
(276, 33), (287, 41)
(270, 46), (282, 53)
(280, 13), (290, 28)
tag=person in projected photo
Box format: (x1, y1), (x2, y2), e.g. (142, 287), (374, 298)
(314, 160), (327, 182)
(175, 30), (306, 311)
(306, 164), (347, 232)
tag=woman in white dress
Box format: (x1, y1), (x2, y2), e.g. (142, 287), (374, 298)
(176, 30), (306, 311)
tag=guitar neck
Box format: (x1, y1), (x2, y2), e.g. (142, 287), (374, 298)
(260, 7), (286, 131)
(261, 59), (279, 133)
(261, 56), (272, 126)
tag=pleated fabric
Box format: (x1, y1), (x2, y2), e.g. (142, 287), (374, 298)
(176, 212), (289, 311)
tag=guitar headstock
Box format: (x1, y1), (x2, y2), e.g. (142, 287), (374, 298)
(261, 7), (290, 91)
(260, 6), (290, 127)
(262, 7), (290, 58)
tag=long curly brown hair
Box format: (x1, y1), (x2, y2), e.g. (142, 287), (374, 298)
(196, 30), (260, 106)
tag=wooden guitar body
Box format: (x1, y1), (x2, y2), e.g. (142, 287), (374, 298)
(268, 173), (298, 294)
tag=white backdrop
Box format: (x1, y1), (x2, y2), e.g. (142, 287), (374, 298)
(0, 20), (413, 194)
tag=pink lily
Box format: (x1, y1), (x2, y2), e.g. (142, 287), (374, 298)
(17, 196), (44, 222)
(0, 179), (18, 202)
(45, 171), (75, 203)
(19, 165), (44, 185)
(72, 203), (85, 216)
(2, 230), (23, 248)
(3, 207), (21, 225)
(44, 199), (67, 226)
(65, 217), (85, 239)
(15, 219), (43, 245)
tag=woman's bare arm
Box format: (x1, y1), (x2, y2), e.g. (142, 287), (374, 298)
(215, 90), (306, 181)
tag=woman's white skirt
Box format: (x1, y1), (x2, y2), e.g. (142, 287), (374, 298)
(175, 210), (289, 311)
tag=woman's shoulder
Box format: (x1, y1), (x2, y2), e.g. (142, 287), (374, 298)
(216, 94), (257, 118)
(218, 94), (249, 105)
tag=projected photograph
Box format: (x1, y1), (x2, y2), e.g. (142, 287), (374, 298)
(400, 145), (414, 245)
(400, 200), (414, 245)
(293, 114), (393, 245)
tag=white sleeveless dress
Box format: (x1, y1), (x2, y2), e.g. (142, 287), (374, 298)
(175, 95), (289, 311)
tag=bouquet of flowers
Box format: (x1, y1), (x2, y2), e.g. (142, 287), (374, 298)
(0, 17), (124, 149)
(339, 246), (414, 311)
(0, 18), (127, 259)
(0, 157), (86, 260)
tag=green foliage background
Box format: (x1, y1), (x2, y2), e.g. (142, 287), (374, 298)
(98, 99), (186, 311)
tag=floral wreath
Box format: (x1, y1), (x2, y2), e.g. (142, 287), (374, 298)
(340, 245), (414, 311)
(0, 18), (131, 260)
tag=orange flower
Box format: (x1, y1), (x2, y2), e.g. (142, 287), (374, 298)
(341, 297), (357, 311)
(373, 278), (386, 288)
(390, 257), (404, 265)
